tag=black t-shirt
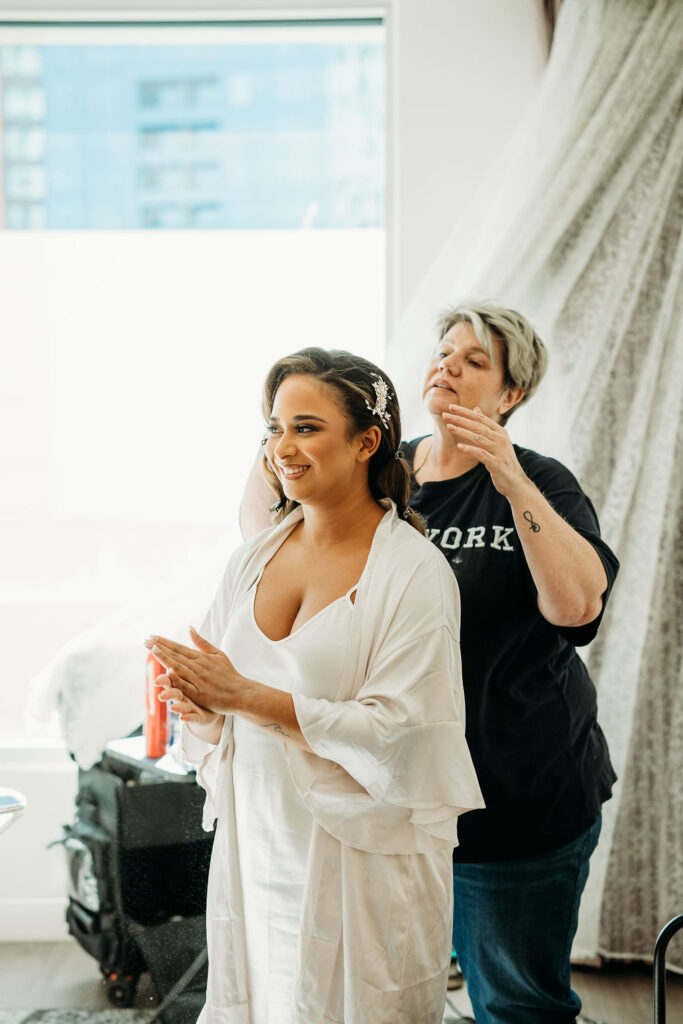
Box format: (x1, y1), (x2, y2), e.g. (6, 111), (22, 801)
(403, 438), (619, 862)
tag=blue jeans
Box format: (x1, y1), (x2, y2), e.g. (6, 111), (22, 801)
(452, 816), (601, 1024)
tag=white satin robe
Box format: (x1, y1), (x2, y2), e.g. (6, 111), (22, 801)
(180, 503), (484, 1024)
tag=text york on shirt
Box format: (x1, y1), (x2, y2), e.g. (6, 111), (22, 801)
(426, 524), (516, 552)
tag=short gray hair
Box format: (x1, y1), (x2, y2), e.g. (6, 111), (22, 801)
(436, 300), (548, 423)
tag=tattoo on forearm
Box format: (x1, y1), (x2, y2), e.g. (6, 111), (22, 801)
(523, 510), (541, 532)
(264, 722), (288, 737)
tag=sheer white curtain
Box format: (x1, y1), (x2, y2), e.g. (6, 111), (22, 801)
(388, 0), (683, 965)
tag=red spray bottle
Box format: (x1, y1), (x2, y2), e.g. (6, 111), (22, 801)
(145, 652), (170, 759)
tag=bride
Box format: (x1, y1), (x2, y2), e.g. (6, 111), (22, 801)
(147, 347), (482, 1024)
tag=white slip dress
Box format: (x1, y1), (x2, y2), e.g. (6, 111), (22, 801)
(223, 568), (355, 1024)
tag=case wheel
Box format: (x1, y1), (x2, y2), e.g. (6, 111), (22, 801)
(105, 970), (138, 1007)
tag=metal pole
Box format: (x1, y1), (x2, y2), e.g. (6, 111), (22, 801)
(653, 914), (683, 1024)
(146, 945), (208, 1024)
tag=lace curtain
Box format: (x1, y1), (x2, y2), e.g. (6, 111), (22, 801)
(388, 0), (683, 966)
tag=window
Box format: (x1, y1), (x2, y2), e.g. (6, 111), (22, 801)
(0, 19), (386, 742)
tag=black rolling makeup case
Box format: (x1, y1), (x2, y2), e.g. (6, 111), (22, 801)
(58, 735), (214, 1024)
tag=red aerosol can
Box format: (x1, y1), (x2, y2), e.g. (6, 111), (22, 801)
(145, 652), (170, 759)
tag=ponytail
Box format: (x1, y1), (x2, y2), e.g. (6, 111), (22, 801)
(373, 450), (426, 535)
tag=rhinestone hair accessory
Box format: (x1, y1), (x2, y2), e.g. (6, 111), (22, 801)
(365, 373), (392, 430)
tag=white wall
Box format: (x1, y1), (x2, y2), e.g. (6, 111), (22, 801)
(0, 744), (78, 941)
(387, 0), (547, 327)
(0, 0), (385, 11)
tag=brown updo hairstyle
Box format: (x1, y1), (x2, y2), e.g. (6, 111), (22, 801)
(261, 347), (425, 534)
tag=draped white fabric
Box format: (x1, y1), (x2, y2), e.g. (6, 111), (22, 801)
(388, 0), (683, 966)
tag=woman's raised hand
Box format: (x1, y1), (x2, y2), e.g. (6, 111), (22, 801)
(145, 627), (246, 717)
(443, 404), (527, 498)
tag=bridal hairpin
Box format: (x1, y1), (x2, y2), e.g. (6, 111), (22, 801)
(366, 374), (392, 430)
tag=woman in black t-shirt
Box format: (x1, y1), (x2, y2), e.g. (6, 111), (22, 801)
(403, 300), (617, 1024)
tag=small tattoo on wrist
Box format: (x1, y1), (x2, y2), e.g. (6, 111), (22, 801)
(523, 510), (541, 532)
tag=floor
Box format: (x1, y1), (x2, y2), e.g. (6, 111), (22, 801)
(0, 941), (682, 1023)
